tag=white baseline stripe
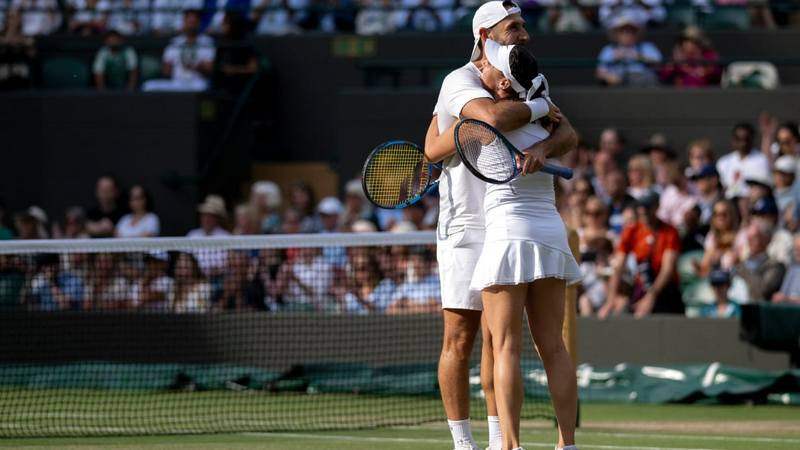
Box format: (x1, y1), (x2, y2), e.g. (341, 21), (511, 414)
(243, 432), (719, 450)
(589, 431), (800, 445)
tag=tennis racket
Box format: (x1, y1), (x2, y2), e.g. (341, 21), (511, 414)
(454, 118), (573, 184)
(361, 140), (440, 209)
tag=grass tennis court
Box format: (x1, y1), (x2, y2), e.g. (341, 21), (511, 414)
(3, 403), (799, 449)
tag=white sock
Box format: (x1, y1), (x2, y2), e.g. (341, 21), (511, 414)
(557, 446), (579, 450)
(448, 418), (476, 448)
(487, 416), (502, 448)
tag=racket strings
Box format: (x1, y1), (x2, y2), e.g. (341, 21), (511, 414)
(364, 143), (430, 208)
(456, 122), (517, 183)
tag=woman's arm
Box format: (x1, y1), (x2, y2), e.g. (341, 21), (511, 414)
(423, 114), (457, 163)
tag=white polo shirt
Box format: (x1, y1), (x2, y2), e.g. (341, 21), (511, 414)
(433, 62), (493, 239)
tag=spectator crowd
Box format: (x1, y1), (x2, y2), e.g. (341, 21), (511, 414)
(2, 112), (800, 317)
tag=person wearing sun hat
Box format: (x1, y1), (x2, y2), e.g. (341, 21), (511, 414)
(595, 13), (662, 86)
(420, 2), (580, 450)
(773, 155), (800, 216)
(660, 25), (722, 87)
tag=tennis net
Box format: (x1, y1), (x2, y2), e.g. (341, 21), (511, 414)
(0, 232), (555, 437)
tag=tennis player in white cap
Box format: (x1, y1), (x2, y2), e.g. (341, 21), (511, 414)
(423, 2), (578, 450)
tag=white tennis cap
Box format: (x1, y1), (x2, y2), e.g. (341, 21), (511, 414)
(470, 0), (522, 61)
(484, 39), (526, 96)
(774, 155), (798, 174)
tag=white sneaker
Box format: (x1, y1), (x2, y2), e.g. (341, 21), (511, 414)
(453, 444), (480, 450)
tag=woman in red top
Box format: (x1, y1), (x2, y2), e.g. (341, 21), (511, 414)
(660, 26), (722, 88)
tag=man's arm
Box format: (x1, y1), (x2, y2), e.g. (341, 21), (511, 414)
(518, 113), (578, 174)
(598, 250), (627, 319)
(460, 98), (531, 132)
(634, 249), (677, 318)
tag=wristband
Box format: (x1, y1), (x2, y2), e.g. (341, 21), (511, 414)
(524, 98), (549, 122)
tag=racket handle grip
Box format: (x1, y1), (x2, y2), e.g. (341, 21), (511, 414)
(542, 163), (573, 180)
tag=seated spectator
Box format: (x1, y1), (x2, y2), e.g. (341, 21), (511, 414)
(150, 0), (182, 35)
(734, 222), (785, 302)
(0, 8), (36, 90)
(700, 269), (740, 318)
(749, 196), (793, 266)
(187, 195), (230, 290)
(656, 161), (696, 229)
(659, 26), (722, 88)
(249, 181), (282, 234)
(187, 195), (230, 238)
(84, 252), (130, 310)
(275, 247), (336, 311)
(252, 0), (296, 35)
(14, 206), (48, 239)
(595, 15), (661, 87)
(252, 248), (285, 310)
(641, 133), (674, 188)
(355, 0), (401, 35)
(335, 248), (395, 314)
(598, 127), (626, 164)
(142, 10), (215, 92)
(397, 0), (442, 32)
(563, 177), (594, 230)
(93, 30), (138, 91)
(590, 148), (618, 200)
(773, 155), (800, 217)
(214, 12), (258, 94)
(217, 250), (267, 311)
(626, 154), (656, 200)
(86, 175), (127, 238)
(695, 199), (741, 277)
(773, 235), (800, 305)
(0, 199), (13, 239)
(340, 179), (377, 231)
(717, 122), (770, 201)
(689, 164), (722, 227)
(129, 251), (173, 310)
(67, 0), (110, 36)
(578, 237), (615, 317)
(680, 205), (706, 253)
(13, 0), (62, 35)
(600, 192), (683, 319)
(771, 122), (800, 159)
(280, 207), (304, 234)
(0, 254), (26, 307)
(578, 196), (613, 253)
(107, 0), (151, 35)
(28, 253), (85, 311)
(232, 203), (260, 235)
(539, 0), (592, 33)
(317, 196), (344, 233)
(598, 0), (665, 29)
(604, 169), (635, 237)
(169, 252), (211, 312)
(386, 246), (440, 314)
(53, 206), (90, 239)
(687, 138), (715, 174)
(287, 181), (318, 230)
(115, 185), (160, 238)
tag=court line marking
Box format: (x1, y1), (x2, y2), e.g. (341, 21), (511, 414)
(243, 432), (719, 450)
(587, 431), (800, 444)
(398, 425), (800, 444)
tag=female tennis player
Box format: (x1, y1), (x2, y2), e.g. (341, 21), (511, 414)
(471, 40), (582, 450)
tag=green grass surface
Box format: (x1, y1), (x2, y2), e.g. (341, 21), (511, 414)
(2, 403), (799, 449)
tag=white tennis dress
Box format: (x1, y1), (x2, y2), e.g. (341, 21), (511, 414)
(470, 123), (582, 290)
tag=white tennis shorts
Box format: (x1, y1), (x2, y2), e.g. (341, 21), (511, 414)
(437, 227), (484, 310)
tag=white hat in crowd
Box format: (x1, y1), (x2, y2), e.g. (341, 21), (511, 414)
(744, 165), (774, 188)
(774, 155), (798, 175)
(317, 196), (344, 215)
(389, 221), (418, 233)
(197, 195), (228, 220)
(251, 181), (282, 209)
(26, 206), (48, 225)
(351, 219), (377, 233)
(470, 0), (521, 61)
(345, 179), (366, 199)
